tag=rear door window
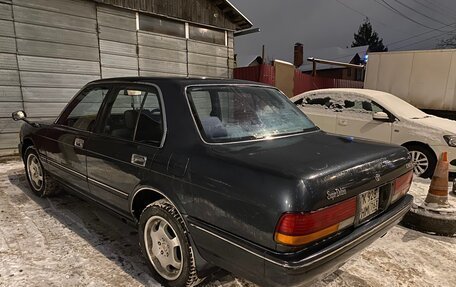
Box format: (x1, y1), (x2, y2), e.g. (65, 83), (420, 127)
(100, 86), (164, 146)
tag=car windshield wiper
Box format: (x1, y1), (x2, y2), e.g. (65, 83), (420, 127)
(269, 127), (318, 138)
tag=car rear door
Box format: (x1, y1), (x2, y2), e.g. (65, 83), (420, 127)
(44, 85), (110, 192)
(84, 84), (165, 216)
(336, 94), (393, 143)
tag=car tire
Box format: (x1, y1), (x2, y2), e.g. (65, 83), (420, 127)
(24, 146), (60, 197)
(139, 199), (200, 287)
(407, 144), (437, 179)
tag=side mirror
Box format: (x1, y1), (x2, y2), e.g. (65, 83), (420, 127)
(373, 111), (389, 121)
(12, 110), (27, 121)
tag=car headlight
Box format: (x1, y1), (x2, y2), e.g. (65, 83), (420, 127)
(444, 135), (456, 147)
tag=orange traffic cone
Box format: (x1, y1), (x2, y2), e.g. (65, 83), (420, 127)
(425, 152), (450, 207)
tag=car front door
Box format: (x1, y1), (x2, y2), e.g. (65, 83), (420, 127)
(84, 84), (165, 216)
(297, 93), (338, 133)
(335, 95), (393, 143)
(44, 85), (109, 192)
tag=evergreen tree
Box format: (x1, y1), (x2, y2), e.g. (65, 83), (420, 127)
(352, 18), (388, 52)
(436, 35), (456, 49)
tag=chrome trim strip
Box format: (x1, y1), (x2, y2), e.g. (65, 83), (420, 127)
(189, 201), (410, 269)
(47, 158), (128, 198)
(87, 177), (128, 198)
(183, 84), (319, 146)
(47, 159), (86, 180)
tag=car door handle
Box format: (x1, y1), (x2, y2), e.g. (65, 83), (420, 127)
(339, 119), (348, 126)
(131, 154), (147, 167)
(74, 137), (84, 148)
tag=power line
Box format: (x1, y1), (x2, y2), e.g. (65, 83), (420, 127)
(388, 22), (456, 47)
(372, 0), (451, 32)
(420, 0), (456, 18)
(334, 0), (391, 28)
(391, 0), (450, 26)
(394, 30), (455, 49)
(411, 0), (456, 21)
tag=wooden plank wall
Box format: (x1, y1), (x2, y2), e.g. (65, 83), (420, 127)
(93, 0), (237, 30)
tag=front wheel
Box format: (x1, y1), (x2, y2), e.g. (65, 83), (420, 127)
(24, 146), (60, 197)
(139, 199), (200, 287)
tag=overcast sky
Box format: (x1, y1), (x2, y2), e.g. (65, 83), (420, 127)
(230, 0), (456, 63)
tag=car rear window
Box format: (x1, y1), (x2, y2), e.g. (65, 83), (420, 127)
(187, 85), (317, 143)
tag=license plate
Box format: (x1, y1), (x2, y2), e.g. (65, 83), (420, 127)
(358, 188), (380, 222)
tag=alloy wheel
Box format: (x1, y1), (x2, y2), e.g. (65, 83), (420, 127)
(410, 150), (429, 176)
(144, 215), (183, 280)
(27, 153), (43, 190)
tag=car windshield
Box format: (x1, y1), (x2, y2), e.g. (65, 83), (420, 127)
(187, 85), (317, 143)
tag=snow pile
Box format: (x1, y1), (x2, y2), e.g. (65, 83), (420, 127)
(1, 161), (456, 286)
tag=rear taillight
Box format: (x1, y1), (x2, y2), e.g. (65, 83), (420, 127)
(274, 197), (356, 246)
(391, 171), (413, 203)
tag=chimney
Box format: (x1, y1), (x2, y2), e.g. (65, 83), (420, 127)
(294, 42), (303, 68)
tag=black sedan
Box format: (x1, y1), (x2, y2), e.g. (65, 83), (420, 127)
(12, 78), (413, 287)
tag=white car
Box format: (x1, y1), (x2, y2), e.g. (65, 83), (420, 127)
(291, 88), (456, 178)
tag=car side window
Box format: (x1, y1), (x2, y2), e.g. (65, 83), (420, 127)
(305, 96), (332, 107)
(135, 91), (163, 145)
(101, 87), (163, 145)
(344, 99), (385, 114)
(58, 87), (109, 131)
(303, 94), (345, 111)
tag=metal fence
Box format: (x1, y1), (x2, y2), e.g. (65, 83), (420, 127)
(233, 64), (364, 97)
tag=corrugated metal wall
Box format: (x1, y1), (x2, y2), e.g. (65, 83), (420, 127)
(13, 0), (101, 122)
(188, 40), (229, 78)
(138, 32), (188, 77)
(0, 0), (234, 155)
(97, 5), (139, 78)
(0, 0), (21, 154)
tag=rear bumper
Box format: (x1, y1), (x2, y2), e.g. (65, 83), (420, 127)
(189, 194), (413, 287)
(263, 194), (413, 286)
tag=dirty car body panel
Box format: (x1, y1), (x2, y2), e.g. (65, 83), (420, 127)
(17, 78), (413, 287)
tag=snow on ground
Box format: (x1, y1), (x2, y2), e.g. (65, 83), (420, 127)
(1, 160), (455, 287)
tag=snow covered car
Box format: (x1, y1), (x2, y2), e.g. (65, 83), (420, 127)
(291, 88), (456, 178)
(13, 78), (413, 287)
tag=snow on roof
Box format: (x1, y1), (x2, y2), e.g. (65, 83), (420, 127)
(294, 88), (429, 119)
(300, 45), (369, 72)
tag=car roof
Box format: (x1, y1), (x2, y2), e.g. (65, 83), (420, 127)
(294, 88), (394, 102)
(88, 77), (270, 88)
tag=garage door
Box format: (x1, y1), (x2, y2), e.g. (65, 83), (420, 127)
(13, 0), (100, 118)
(97, 5), (139, 78)
(0, 0), (21, 154)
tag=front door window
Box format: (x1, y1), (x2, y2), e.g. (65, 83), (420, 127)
(58, 87), (109, 131)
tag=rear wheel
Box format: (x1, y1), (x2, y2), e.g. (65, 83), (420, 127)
(139, 199), (200, 287)
(24, 146), (60, 197)
(407, 145), (436, 178)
